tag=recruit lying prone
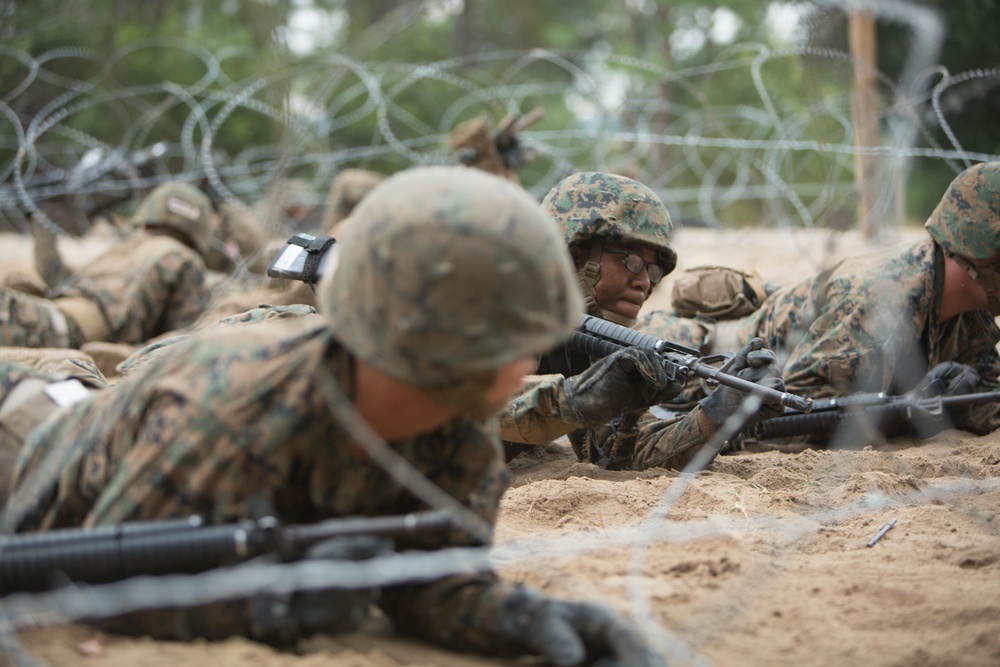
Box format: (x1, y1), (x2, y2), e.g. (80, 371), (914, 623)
(736, 389), (1000, 447)
(571, 314), (814, 413)
(0, 509), (453, 595)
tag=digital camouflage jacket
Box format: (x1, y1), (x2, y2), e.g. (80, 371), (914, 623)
(736, 236), (1000, 434)
(500, 361), (717, 471)
(7, 316), (528, 654)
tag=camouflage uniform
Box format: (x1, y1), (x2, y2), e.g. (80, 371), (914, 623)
(7, 319), (520, 646)
(4, 166), (600, 657)
(0, 181), (213, 348)
(501, 172), (719, 470)
(736, 162), (1000, 435)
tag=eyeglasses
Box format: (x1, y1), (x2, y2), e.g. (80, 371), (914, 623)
(602, 248), (665, 284)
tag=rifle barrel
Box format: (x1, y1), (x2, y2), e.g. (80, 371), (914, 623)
(683, 358), (814, 412)
(0, 509), (454, 595)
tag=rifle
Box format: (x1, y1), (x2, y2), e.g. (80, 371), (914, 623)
(571, 314), (814, 413)
(738, 389), (1000, 446)
(0, 509), (453, 595)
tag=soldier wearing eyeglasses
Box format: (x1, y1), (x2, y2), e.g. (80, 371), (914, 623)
(500, 172), (786, 470)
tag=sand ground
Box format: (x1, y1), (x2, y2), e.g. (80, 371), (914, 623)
(5, 224), (1000, 667)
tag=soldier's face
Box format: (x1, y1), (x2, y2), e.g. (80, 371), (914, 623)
(594, 243), (657, 320)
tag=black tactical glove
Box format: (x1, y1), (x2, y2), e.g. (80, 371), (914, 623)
(915, 361), (980, 398)
(564, 347), (684, 426)
(699, 337), (785, 429)
(248, 535), (391, 649)
(499, 588), (665, 667)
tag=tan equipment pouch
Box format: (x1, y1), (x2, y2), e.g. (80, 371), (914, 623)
(671, 265), (769, 320)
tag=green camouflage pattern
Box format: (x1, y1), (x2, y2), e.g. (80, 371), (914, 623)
(542, 171), (678, 271)
(7, 317), (526, 652)
(736, 237), (1000, 434)
(116, 304), (318, 378)
(0, 288), (80, 348)
(500, 372), (719, 470)
(131, 181), (215, 260)
(925, 161), (1000, 260)
(321, 166), (582, 387)
(498, 174), (716, 468)
(634, 310), (714, 353)
(55, 233), (210, 345)
(0, 347), (108, 388)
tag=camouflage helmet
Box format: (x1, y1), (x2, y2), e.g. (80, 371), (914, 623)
(131, 181), (214, 260)
(925, 162), (1000, 261)
(319, 165), (582, 390)
(321, 168), (386, 235)
(542, 171), (677, 325)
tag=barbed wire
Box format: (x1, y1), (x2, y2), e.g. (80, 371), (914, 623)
(2, 4), (1000, 667)
(2, 32), (998, 236)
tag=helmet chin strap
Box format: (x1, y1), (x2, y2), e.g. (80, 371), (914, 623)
(578, 242), (637, 327)
(952, 254), (1000, 316)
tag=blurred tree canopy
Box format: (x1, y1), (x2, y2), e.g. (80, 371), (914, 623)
(1, 0), (998, 233)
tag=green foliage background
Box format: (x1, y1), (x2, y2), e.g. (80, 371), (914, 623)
(2, 0), (998, 231)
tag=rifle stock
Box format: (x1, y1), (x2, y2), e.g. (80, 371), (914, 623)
(573, 315), (814, 413)
(0, 509), (453, 595)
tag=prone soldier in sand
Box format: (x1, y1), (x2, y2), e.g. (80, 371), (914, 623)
(734, 161), (1000, 434)
(0, 166), (665, 666)
(0, 181), (213, 349)
(500, 171), (787, 470)
(641, 161), (1000, 441)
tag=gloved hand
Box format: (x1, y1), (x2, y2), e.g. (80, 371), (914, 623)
(564, 347), (684, 426)
(699, 337), (785, 429)
(499, 588), (665, 667)
(248, 534), (390, 649)
(915, 361), (980, 398)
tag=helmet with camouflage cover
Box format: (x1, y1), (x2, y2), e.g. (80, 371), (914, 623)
(925, 161), (1000, 313)
(321, 168), (386, 235)
(131, 181), (214, 261)
(925, 162), (1000, 260)
(319, 166), (582, 410)
(542, 171), (677, 326)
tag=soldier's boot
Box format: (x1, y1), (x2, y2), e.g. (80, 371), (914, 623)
(31, 214), (72, 289)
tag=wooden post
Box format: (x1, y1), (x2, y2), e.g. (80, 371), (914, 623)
(848, 7), (881, 238)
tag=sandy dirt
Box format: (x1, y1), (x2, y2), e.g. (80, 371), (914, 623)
(5, 224), (1000, 667)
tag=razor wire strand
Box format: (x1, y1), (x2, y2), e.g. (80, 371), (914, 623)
(7, 46), (1000, 234)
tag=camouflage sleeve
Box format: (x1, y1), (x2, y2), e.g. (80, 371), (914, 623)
(954, 349), (1000, 435)
(161, 254), (211, 332)
(779, 295), (905, 397)
(380, 575), (528, 654)
(498, 373), (585, 444)
(625, 406), (717, 470)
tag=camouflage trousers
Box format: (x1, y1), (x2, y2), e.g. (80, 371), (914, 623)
(0, 289), (83, 349)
